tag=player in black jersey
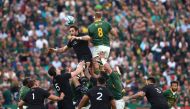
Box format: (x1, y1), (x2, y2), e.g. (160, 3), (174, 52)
(18, 79), (64, 109)
(78, 76), (116, 109)
(123, 77), (169, 109)
(48, 61), (84, 109)
(48, 25), (92, 71)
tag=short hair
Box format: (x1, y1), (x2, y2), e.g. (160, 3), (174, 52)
(95, 11), (102, 19)
(48, 66), (56, 77)
(147, 77), (156, 83)
(171, 81), (178, 86)
(97, 76), (106, 85)
(27, 79), (35, 88)
(69, 25), (79, 31)
(22, 78), (30, 86)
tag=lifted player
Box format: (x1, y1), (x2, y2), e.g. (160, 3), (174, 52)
(163, 81), (179, 109)
(123, 77), (169, 109)
(71, 12), (117, 75)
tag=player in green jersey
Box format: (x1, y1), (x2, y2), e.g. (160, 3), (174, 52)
(99, 52), (125, 109)
(103, 65), (125, 109)
(163, 81), (179, 109)
(19, 78), (31, 109)
(71, 11), (117, 76)
(19, 78), (31, 100)
(71, 11), (117, 59)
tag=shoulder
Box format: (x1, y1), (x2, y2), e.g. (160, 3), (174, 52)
(103, 21), (111, 25)
(164, 89), (170, 93)
(88, 23), (95, 29)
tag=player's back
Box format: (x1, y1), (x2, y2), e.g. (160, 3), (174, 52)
(88, 20), (112, 46)
(23, 87), (50, 109)
(142, 84), (169, 109)
(87, 86), (113, 109)
(53, 74), (75, 109)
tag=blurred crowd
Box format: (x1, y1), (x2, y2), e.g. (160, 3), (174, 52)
(0, 0), (190, 108)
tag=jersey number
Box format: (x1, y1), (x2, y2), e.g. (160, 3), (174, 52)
(96, 92), (103, 100)
(55, 83), (60, 91)
(155, 88), (161, 93)
(98, 28), (103, 37)
(32, 93), (35, 100)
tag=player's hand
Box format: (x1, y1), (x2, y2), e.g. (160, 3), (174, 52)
(78, 60), (85, 66)
(48, 48), (56, 53)
(60, 93), (65, 100)
(70, 36), (77, 41)
(123, 96), (130, 102)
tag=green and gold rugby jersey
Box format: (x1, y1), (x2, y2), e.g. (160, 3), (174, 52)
(163, 89), (179, 108)
(107, 71), (123, 100)
(88, 20), (112, 46)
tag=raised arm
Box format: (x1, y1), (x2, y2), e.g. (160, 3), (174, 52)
(84, 66), (91, 80)
(123, 91), (145, 102)
(78, 95), (89, 109)
(48, 46), (69, 54)
(70, 61), (85, 77)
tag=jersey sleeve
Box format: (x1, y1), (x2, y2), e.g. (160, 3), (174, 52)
(109, 72), (119, 80)
(106, 22), (112, 32)
(88, 25), (93, 37)
(67, 40), (72, 48)
(23, 92), (29, 102)
(62, 73), (72, 80)
(163, 90), (169, 97)
(142, 85), (148, 94)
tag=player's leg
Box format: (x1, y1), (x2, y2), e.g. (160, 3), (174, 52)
(91, 46), (105, 76)
(100, 45), (110, 59)
(115, 99), (125, 109)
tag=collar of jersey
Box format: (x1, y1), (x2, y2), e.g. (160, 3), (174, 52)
(170, 88), (177, 95)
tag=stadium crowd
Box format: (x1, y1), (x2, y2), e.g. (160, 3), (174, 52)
(0, 0), (190, 108)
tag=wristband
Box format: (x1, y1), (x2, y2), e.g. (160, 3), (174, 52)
(79, 37), (82, 40)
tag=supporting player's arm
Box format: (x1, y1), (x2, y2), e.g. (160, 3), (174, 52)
(78, 95), (89, 109)
(70, 61), (85, 77)
(110, 99), (116, 109)
(48, 46), (69, 54)
(98, 52), (113, 74)
(123, 91), (145, 102)
(48, 92), (65, 101)
(84, 65), (91, 79)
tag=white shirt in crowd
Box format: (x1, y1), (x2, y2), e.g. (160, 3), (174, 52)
(35, 38), (48, 49)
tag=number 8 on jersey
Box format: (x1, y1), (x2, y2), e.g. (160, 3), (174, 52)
(98, 28), (103, 37)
